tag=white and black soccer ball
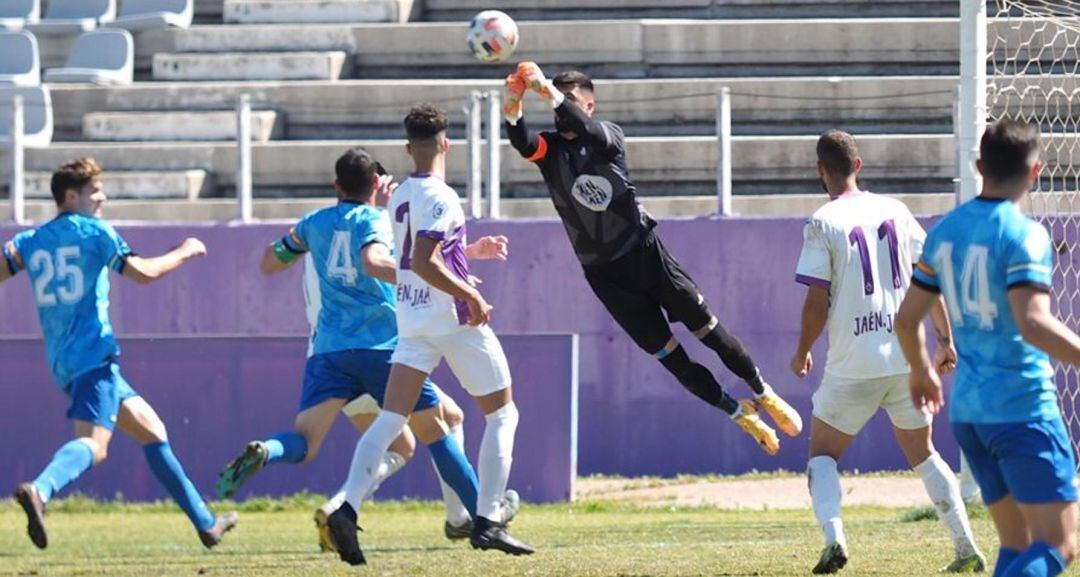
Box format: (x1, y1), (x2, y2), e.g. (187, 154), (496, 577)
(467, 10), (519, 63)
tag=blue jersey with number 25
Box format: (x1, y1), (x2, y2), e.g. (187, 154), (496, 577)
(3, 213), (132, 388)
(912, 198), (1057, 424)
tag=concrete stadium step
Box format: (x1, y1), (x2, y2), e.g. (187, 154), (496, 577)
(422, 0), (958, 21)
(224, 0), (412, 24)
(47, 77), (960, 140)
(25, 170), (212, 200)
(82, 110), (282, 142)
(195, 0), (224, 23)
(14, 193), (958, 222)
(134, 18), (984, 79)
(4, 134), (960, 197)
(152, 51), (348, 81)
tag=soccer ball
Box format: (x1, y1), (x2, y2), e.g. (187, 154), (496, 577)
(467, 10), (519, 63)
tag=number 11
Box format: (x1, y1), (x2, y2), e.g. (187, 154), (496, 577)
(849, 219), (902, 296)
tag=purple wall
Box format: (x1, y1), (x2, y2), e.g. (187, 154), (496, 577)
(0, 217), (963, 503)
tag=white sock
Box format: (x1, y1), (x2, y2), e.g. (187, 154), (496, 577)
(366, 450), (408, 500)
(432, 424), (471, 525)
(477, 402), (518, 521)
(808, 455), (846, 548)
(958, 452), (982, 505)
(342, 412), (408, 510)
(915, 452), (979, 558)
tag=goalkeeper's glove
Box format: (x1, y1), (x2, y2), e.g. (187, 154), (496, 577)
(517, 61), (564, 109)
(504, 72), (526, 125)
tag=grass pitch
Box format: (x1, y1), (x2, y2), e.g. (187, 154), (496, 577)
(1, 493), (997, 577)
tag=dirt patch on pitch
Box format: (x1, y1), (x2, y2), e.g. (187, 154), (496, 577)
(575, 475), (930, 510)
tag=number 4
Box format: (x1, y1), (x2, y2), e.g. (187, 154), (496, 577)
(327, 231), (358, 286)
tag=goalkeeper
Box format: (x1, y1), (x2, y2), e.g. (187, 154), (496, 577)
(503, 63), (802, 454)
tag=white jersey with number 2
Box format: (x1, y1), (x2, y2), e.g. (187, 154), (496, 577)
(795, 191), (927, 380)
(389, 173), (473, 338)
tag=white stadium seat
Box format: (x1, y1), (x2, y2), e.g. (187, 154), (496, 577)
(112, 0), (193, 32)
(43, 29), (133, 85)
(27, 0), (115, 35)
(0, 30), (40, 85)
(0, 84), (53, 146)
(0, 0), (40, 30)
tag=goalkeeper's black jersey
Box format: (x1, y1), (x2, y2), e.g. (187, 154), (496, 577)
(507, 103), (656, 266)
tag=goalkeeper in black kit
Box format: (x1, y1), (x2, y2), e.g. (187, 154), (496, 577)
(503, 62), (802, 455)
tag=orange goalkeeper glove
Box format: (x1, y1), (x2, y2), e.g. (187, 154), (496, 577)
(517, 61), (564, 108)
(504, 72), (526, 125)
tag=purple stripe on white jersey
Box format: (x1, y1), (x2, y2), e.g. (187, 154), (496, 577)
(441, 224), (471, 325)
(795, 274), (831, 289)
(417, 230), (444, 241)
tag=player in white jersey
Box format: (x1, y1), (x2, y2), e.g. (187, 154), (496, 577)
(327, 104), (534, 563)
(791, 131), (983, 574)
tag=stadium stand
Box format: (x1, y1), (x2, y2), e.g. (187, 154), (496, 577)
(0, 30), (41, 86)
(0, 0), (40, 30)
(43, 29), (134, 85)
(0, 85), (53, 147)
(112, 0), (194, 32)
(27, 0), (114, 35)
(1, 0), (1058, 218)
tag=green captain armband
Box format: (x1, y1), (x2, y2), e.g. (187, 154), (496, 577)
(272, 238), (302, 264)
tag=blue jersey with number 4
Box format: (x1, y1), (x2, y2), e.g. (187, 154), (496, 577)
(912, 198), (1057, 424)
(3, 213), (132, 388)
(283, 201), (397, 354)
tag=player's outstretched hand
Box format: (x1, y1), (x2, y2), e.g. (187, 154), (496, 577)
(790, 350), (812, 378)
(374, 174), (397, 208)
(468, 235), (509, 261)
(933, 342), (958, 376)
(504, 73), (526, 124)
(466, 291), (493, 326)
(909, 366), (945, 415)
(180, 237), (207, 259)
(517, 62), (563, 107)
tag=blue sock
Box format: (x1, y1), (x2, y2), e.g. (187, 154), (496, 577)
(32, 439), (95, 502)
(1004, 542), (1067, 577)
(264, 432), (308, 464)
(428, 435), (479, 518)
(994, 548), (1022, 577)
(143, 442), (215, 532)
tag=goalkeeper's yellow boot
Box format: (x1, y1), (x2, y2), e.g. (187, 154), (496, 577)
(732, 400), (780, 456)
(755, 384), (803, 438)
(314, 506), (336, 553)
(942, 552), (986, 573)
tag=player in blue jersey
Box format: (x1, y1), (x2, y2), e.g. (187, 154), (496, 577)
(896, 120), (1079, 577)
(1, 157), (237, 550)
(215, 149), (513, 564)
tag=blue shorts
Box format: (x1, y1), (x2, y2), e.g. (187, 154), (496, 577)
(953, 417), (1079, 505)
(63, 362), (138, 431)
(299, 348), (441, 414)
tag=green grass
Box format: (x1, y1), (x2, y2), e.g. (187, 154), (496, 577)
(0, 497), (1001, 577)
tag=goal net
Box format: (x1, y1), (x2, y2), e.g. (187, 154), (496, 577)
(988, 0), (1080, 456)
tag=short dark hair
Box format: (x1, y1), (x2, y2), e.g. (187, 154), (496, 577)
(404, 104), (449, 143)
(552, 70), (594, 94)
(51, 157), (102, 206)
(980, 119), (1041, 184)
(335, 148), (378, 200)
(816, 130), (860, 177)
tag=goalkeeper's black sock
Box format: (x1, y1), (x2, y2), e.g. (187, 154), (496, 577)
(699, 323), (765, 395)
(658, 345), (739, 415)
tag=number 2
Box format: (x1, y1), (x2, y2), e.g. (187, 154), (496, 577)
(848, 220), (902, 295)
(29, 246), (84, 307)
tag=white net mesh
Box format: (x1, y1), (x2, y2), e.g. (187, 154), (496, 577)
(989, 0), (1080, 457)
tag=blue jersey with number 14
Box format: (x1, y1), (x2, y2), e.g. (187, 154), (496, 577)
(283, 201), (397, 355)
(912, 198), (1057, 424)
(3, 213), (132, 388)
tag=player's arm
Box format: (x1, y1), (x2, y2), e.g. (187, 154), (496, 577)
(504, 71), (547, 162)
(895, 284), (944, 414)
(927, 295), (957, 374)
(361, 242), (396, 284)
(464, 236), (508, 261)
(411, 236), (490, 326)
(792, 285), (828, 377)
(0, 240), (21, 283)
(1010, 288), (1080, 365)
(554, 97), (621, 156)
(123, 238), (207, 285)
(260, 226), (307, 275)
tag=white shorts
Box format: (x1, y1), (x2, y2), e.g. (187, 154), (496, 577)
(812, 373), (931, 436)
(391, 325), (511, 398)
